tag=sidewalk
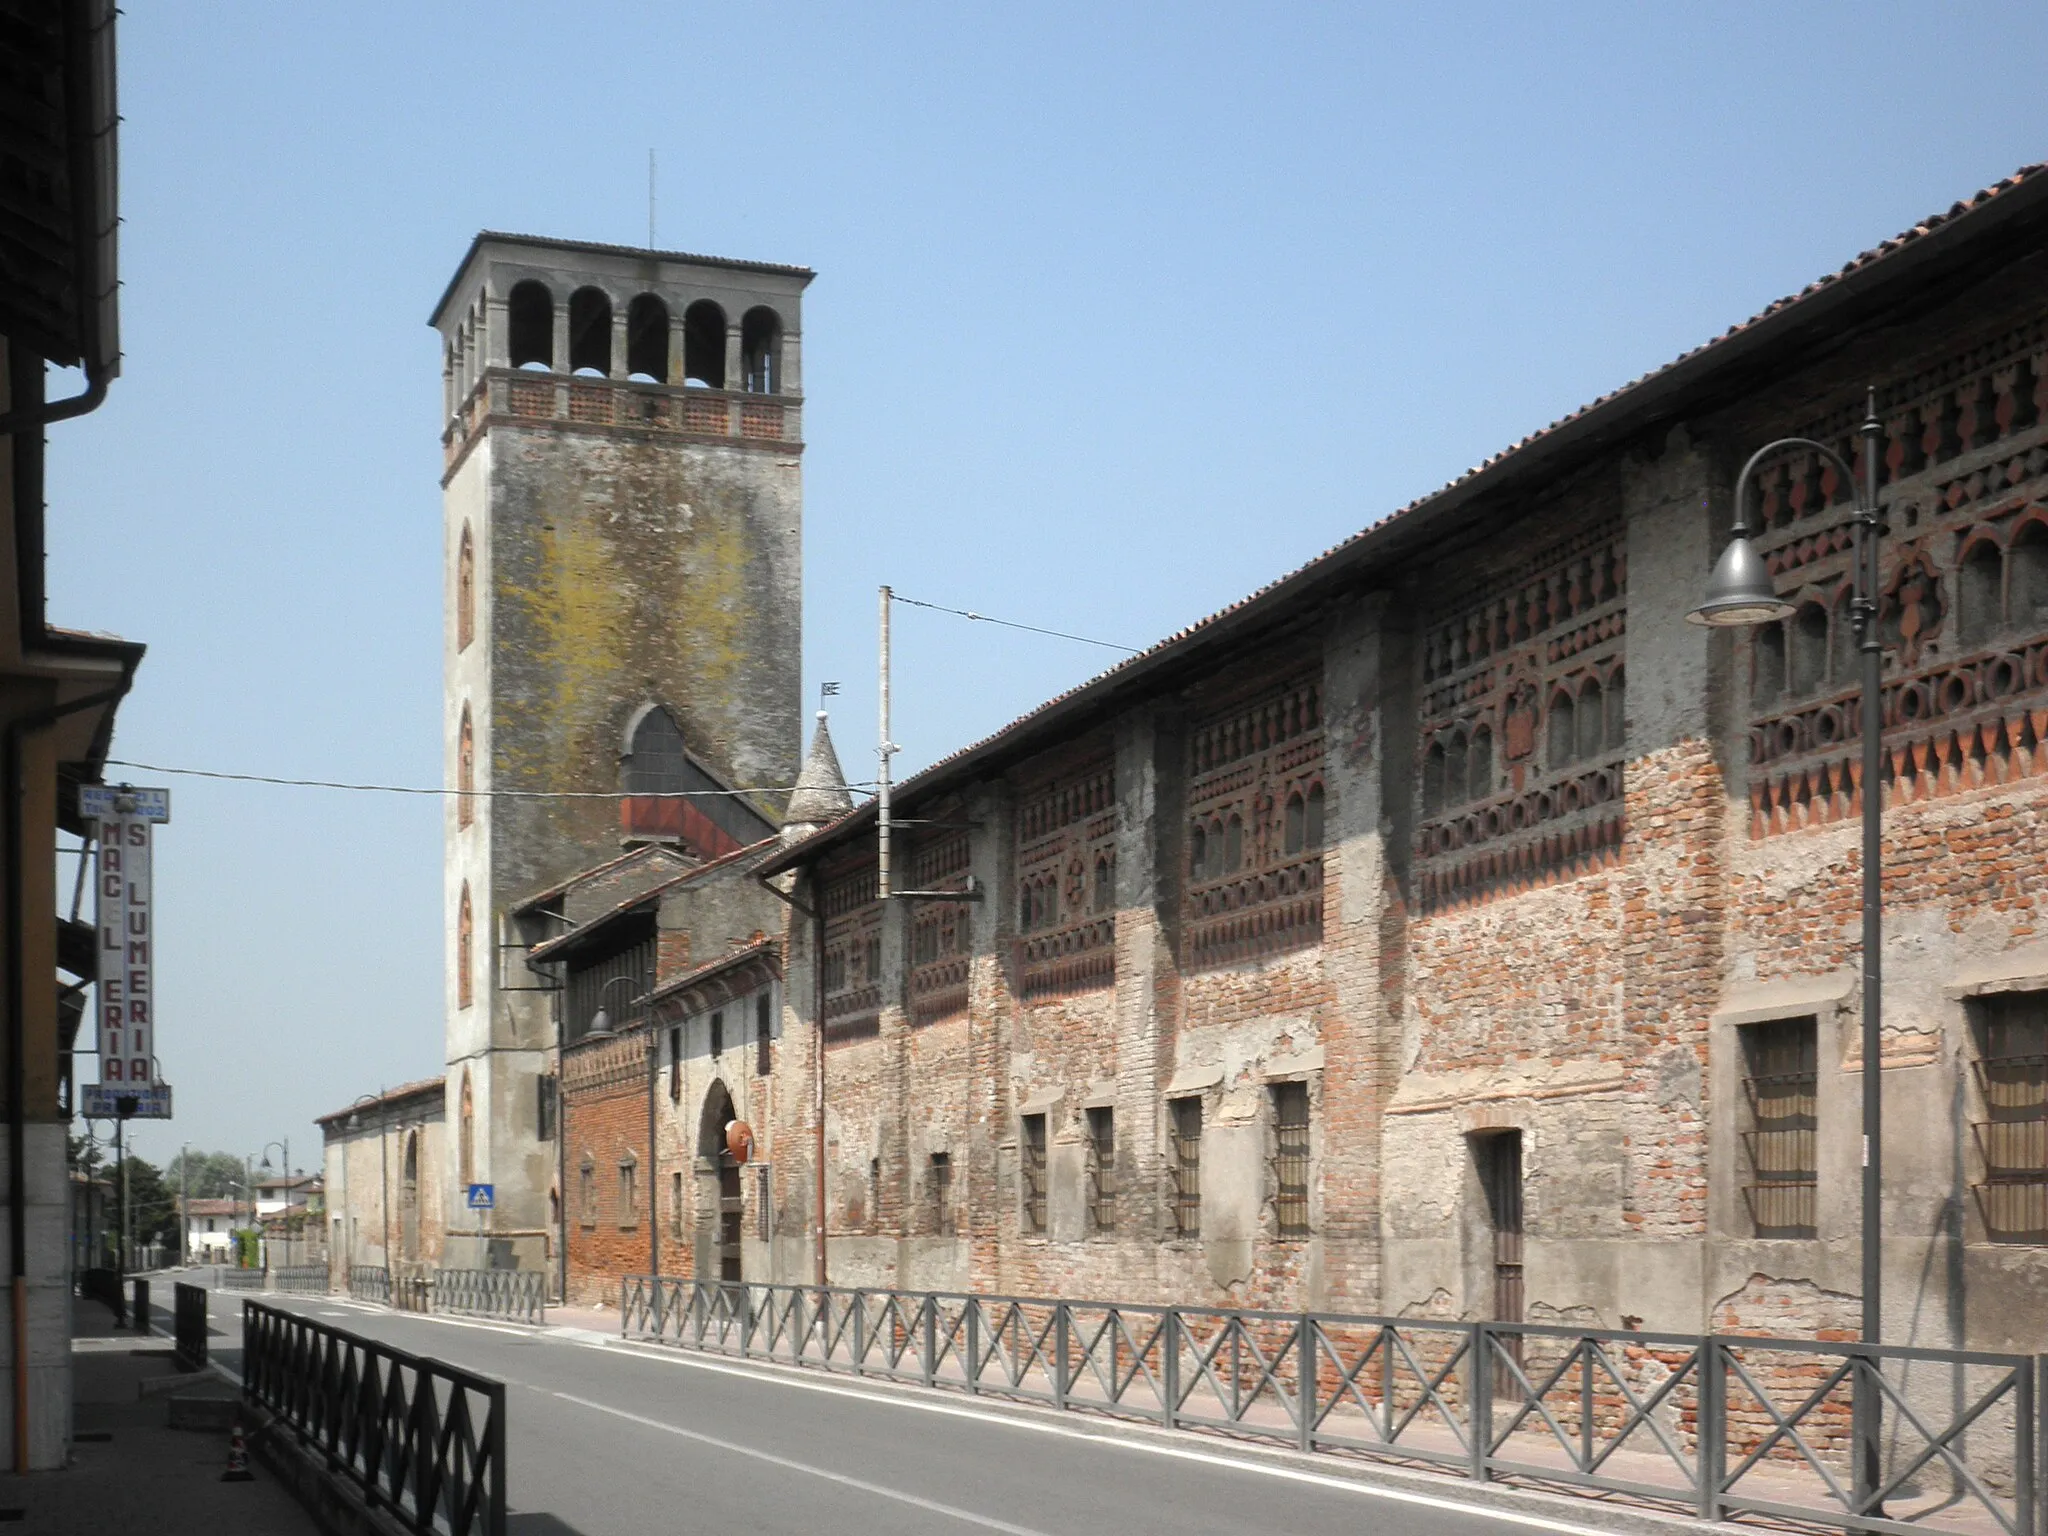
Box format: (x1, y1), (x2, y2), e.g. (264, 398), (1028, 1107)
(0, 1289), (322, 1533)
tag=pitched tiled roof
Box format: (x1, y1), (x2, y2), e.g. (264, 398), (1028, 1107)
(762, 161), (2048, 874)
(526, 837), (780, 965)
(315, 1075), (445, 1128)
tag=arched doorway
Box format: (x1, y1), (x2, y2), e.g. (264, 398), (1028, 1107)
(698, 1081), (741, 1282)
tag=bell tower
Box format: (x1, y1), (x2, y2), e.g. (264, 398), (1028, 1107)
(431, 232), (811, 1270)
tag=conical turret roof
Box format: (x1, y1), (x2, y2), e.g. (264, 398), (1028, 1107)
(782, 711), (854, 842)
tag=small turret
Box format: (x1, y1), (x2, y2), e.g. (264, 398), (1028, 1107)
(781, 710), (854, 844)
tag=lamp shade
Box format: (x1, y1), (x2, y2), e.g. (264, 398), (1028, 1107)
(1686, 533), (1794, 627)
(586, 1007), (614, 1039)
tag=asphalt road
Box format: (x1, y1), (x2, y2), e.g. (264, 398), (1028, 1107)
(158, 1272), (1616, 1536)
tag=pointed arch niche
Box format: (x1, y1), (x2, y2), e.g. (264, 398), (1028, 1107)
(458, 705), (475, 828)
(457, 523), (475, 651)
(457, 882), (474, 1009)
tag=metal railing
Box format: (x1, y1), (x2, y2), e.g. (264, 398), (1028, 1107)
(242, 1299), (506, 1536)
(273, 1265), (330, 1295)
(620, 1278), (2040, 1536)
(173, 1282), (207, 1370)
(220, 1266), (267, 1291)
(434, 1270), (546, 1326)
(348, 1265), (390, 1305)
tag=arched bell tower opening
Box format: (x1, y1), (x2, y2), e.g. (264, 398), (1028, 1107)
(434, 231), (809, 1275)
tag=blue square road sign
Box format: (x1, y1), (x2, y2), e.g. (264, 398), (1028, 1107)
(466, 1183), (494, 1209)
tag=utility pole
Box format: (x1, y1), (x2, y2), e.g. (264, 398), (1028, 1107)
(177, 1142), (188, 1268)
(877, 585), (894, 900)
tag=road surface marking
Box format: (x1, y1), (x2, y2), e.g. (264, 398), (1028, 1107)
(550, 1390), (1056, 1535)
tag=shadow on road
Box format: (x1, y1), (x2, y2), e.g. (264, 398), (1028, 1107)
(508, 1515), (591, 1535)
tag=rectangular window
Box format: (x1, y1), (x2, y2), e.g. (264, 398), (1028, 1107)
(1086, 1107), (1115, 1232)
(1272, 1082), (1311, 1238)
(929, 1151), (953, 1236)
(1021, 1114), (1047, 1235)
(536, 1075), (557, 1141)
(756, 1164), (772, 1241)
(618, 1159), (638, 1228)
(669, 1026), (682, 1101)
(1170, 1097), (1202, 1237)
(1742, 1017), (1819, 1238)
(1975, 993), (2048, 1243)
(670, 1170), (684, 1239)
(710, 1010), (724, 1058)
(756, 993), (772, 1076)
(868, 1156), (882, 1233)
(579, 1161), (596, 1226)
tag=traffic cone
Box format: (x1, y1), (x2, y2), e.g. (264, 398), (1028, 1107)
(221, 1422), (254, 1482)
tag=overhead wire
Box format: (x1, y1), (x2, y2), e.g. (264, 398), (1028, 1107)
(888, 593), (1140, 654)
(101, 760), (876, 801)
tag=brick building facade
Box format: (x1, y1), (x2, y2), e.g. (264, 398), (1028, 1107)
(709, 165), (2048, 1350)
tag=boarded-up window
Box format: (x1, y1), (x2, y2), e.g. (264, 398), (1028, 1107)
(1975, 993), (2048, 1243)
(1742, 1018), (1818, 1238)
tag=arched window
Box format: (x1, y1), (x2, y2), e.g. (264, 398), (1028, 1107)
(1789, 602), (1829, 695)
(568, 287), (613, 375)
(1222, 814), (1244, 875)
(1576, 677), (1605, 763)
(626, 294), (670, 382)
(1284, 792), (1306, 855)
(1548, 692), (1575, 766)
(458, 1071), (474, 1190)
(1304, 783), (1325, 850)
(456, 524), (475, 651)
(457, 882), (474, 1009)
(625, 707), (689, 794)
(1754, 624), (1786, 709)
(1444, 729), (1469, 797)
(1604, 668), (1626, 751)
(458, 705), (475, 828)
(403, 1130), (419, 1189)
(742, 306), (781, 394)
(1422, 739), (1446, 817)
(508, 280), (553, 369)
(683, 300), (727, 388)
(1092, 853), (1115, 913)
(1467, 725), (1492, 801)
(1958, 538), (2005, 648)
(2013, 520), (2048, 633)
(1189, 823), (1208, 882)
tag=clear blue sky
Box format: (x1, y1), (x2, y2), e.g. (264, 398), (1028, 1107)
(48, 2), (2048, 1171)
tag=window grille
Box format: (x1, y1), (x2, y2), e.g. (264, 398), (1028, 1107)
(1974, 992), (2048, 1242)
(755, 1164), (772, 1241)
(1742, 1017), (1818, 1238)
(929, 1152), (953, 1236)
(755, 993), (772, 1076)
(670, 1170), (683, 1239)
(625, 708), (688, 795)
(1086, 1108), (1115, 1233)
(868, 1157), (882, 1233)
(1272, 1082), (1310, 1238)
(1021, 1115), (1047, 1235)
(1170, 1097), (1202, 1237)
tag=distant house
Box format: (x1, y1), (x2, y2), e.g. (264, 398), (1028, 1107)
(179, 1198), (242, 1262)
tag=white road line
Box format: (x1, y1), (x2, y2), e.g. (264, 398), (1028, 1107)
(549, 1389), (1056, 1536)
(588, 1339), (1621, 1536)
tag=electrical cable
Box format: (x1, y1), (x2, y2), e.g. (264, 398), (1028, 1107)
(101, 760), (876, 801)
(888, 593), (1140, 654)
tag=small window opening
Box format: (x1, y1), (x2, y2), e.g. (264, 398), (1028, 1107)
(1445, 729), (1470, 797)
(508, 280), (553, 369)
(1548, 693), (1576, 766)
(457, 705), (475, 828)
(1604, 670), (1626, 752)
(1422, 740), (1446, 817)
(867, 1156), (882, 1233)
(2013, 522), (2048, 633)
(1188, 824), (1208, 883)
(1272, 1082), (1310, 1238)
(537, 1074), (557, 1141)
(1170, 1097), (1202, 1238)
(625, 708), (688, 794)
(710, 1010), (724, 1058)
(1959, 540), (2005, 649)
(1576, 678), (1605, 762)
(1284, 792), (1306, 856)
(1021, 1114), (1047, 1235)
(568, 286), (612, 376)
(1087, 1107), (1115, 1233)
(579, 1156), (596, 1225)
(456, 523), (475, 651)
(670, 1169), (684, 1239)
(755, 993), (772, 1076)
(683, 300), (727, 388)
(618, 1155), (638, 1227)
(741, 306), (781, 393)
(1304, 783), (1324, 849)
(1222, 814), (1244, 875)
(1741, 1017), (1818, 1239)
(669, 1026), (682, 1101)
(1789, 602), (1830, 695)
(626, 293), (671, 382)
(1091, 853), (1115, 914)
(1467, 727), (1492, 801)
(1974, 992), (2048, 1243)
(1754, 625), (1786, 709)
(929, 1151), (953, 1236)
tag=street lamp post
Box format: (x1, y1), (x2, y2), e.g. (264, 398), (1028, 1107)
(1689, 388), (1886, 1505)
(587, 973), (660, 1323)
(258, 1140), (290, 1268)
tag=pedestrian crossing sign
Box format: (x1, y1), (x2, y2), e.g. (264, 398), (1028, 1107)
(466, 1183), (493, 1209)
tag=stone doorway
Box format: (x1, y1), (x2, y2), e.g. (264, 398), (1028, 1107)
(698, 1081), (742, 1282)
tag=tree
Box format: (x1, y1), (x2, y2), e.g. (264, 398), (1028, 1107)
(120, 1156), (179, 1251)
(163, 1149), (246, 1200)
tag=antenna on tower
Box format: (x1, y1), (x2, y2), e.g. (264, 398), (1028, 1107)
(647, 148), (657, 249)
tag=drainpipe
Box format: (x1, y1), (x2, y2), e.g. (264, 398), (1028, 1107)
(812, 877), (827, 1287)
(7, 683), (127, 1470)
